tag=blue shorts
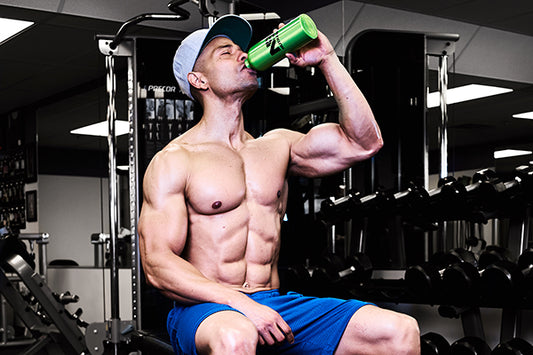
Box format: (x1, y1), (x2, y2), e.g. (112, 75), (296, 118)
(167, 289), (373, 355)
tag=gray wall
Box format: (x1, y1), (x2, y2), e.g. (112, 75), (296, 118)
(38, 174), (109, 266)
(309, 1), (533, 84)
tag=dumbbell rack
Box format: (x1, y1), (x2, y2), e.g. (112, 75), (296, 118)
(316, 165), (533, 354)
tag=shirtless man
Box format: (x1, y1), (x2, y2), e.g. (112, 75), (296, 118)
(139, 14), (420, 355)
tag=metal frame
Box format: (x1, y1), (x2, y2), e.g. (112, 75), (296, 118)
(95, 38), (137, 354)
(18, 233), (49, 279)
(426, 35), (458, 254)
(128, 41), (142, 332)
(94, 6), (190, 351)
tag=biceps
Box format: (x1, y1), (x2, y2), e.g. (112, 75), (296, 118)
(290, 124), (358, 176)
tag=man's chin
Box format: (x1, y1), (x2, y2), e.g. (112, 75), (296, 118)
(242, 85), (259, 100)
(244, 79), (259, 93)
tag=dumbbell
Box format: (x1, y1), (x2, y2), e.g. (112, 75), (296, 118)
(414, 176), (470, 222)
(457, 169), (502, 223)
(443, 246), (509, 300)
(405, 248), (476, 302)
(312, 253), (372, 287)
(472, 166), (533, 221)
(450, 336), (491, 355)
(392, 182), (438, 230)
(492, 338), (533, 355)
(421, 332), (450, 355)
(515, 165), (533, 202)
(320, 188), (395, 223)
(395, 182), (429, 209)
(442, 246), (510, 305)
(468, 169), (527, 221)
(320, 191), (361, 224)
(480, 249), (533, 304)
(357, 189), (395, 217)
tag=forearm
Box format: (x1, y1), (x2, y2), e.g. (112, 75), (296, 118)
(318, 53), (383, 151)
(144, 253), (253, 309)
(148, 255), (293, 345)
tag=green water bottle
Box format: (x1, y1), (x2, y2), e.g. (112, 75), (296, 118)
(245, 14), (318, 71)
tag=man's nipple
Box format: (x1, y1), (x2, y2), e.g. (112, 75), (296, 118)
(212, 201), (222, 209)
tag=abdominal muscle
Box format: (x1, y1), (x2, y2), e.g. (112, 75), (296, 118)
(183, 202), (282, 293)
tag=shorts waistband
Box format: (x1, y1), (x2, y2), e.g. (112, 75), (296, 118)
(243, 288), (280, 300)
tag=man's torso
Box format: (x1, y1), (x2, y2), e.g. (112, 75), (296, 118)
(171, 130), (292, 292)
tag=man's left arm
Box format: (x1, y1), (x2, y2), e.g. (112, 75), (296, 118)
(284, 30), (383, 177)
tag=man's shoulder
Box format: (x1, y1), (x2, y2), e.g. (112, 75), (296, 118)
(145, 140), (192, 178)
(262, 128), (304, 144)
(156, 140), (191, 162)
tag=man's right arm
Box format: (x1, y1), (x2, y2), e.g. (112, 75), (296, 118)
(139, 147), (240, 304)
(138, 148), (293, 345)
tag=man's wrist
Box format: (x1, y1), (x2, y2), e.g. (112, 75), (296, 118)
(318, 50), (339, 70)
(225, 288), (253, 310)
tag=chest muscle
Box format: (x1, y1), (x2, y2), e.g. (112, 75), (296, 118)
(185, 141), (289, 215)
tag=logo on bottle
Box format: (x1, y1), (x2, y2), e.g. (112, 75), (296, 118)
(264, 32), (285, 56)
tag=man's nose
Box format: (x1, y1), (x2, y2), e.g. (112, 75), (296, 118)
(238, 50), (248, 62)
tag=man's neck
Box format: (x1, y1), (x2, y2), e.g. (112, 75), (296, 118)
(199, 98), (248, 149)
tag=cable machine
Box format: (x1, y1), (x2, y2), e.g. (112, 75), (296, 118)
(90, 1), (247, 353)
(91, 2), (190, 354)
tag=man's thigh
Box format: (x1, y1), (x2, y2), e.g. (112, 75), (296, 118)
(261, 291), (373, 354)
(335, 305), (418, 355)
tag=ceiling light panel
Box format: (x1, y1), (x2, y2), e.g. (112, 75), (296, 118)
(70, 120), (129, 137)
(493, 149), (532, 159)
(427, 84), (513, 108)
(0, 18), (34, 44)
(513, 111), (533, 120)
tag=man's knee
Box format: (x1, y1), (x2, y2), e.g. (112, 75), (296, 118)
(339, 306), (420, 355)
(196, 312), (259, 355)
(209, 321), (258, 354)
(387, 313), (420, 355)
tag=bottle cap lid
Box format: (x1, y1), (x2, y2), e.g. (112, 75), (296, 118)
(299, 14), (318, 40)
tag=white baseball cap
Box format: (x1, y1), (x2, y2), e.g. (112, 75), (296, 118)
(173, 14), (253, 100)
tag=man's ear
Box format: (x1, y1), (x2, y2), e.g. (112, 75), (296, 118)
(188, 72), (208, 91)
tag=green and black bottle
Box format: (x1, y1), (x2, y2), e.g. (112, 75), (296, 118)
(245, 14), (318, 71)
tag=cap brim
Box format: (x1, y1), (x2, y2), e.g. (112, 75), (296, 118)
(200, 14), (252, 54)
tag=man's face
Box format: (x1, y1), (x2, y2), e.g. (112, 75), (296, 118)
(193, 36), (258, 100)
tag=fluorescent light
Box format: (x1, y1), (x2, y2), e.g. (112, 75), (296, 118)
(494, 149), (532, 159)
(427, 84), (513, 108)
(513, 111), (533, 120)
(268, 87), (290, 95)
(70, 120), (129, 137)
(117, 165), (129, 171)
(0, 18), (33, 44)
